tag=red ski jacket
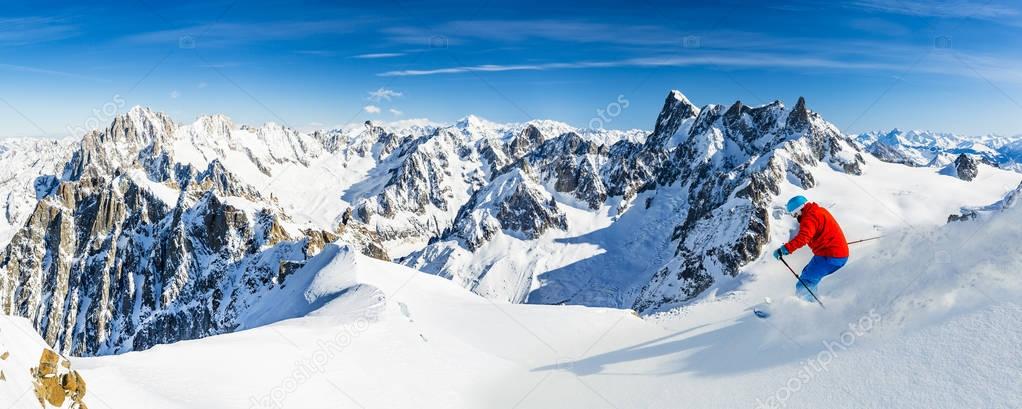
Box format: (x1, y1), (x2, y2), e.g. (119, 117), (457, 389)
(784, 202), (849, 258)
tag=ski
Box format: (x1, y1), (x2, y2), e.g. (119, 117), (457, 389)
(751, 297), (773, 319)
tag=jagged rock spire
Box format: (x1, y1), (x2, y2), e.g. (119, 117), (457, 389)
(647, 90), (700, 147)
(786, 96), (811, 130)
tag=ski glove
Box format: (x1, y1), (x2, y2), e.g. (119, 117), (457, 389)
(773, 246), (790, 260)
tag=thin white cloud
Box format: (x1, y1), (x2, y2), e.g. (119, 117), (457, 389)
(368, 87), (403, 102)
(296, 50), (336, 57)
(0, 63), (107, 82)
(377, 55), (901, 77)
(0, 17), (78, 46)
(170, 90), (180, 99)
(383, 19), (687, 47)
(363, 105), (381, 114)
(353, 52), (405, 59)
(376, 49), (1022, 85)
(389, 108), (403, 116)
(380, 64), (553, 76)
(850, 0), (1019, 19)
(123, 19), (360, 47)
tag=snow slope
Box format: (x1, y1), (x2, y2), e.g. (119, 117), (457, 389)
(4, 196), (1012, 408)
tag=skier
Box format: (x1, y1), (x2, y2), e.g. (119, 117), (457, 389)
(772, 195), (849, 300)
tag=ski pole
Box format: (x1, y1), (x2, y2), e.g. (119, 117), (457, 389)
(779, 256), (826, 309)
(847, 236), (884, 245)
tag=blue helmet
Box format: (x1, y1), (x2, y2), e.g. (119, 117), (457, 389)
(786, 195), (808, 214)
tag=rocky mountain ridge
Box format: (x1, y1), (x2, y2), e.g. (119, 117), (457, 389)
(406, 92), (864, 311)
(1, 90), (868, 355)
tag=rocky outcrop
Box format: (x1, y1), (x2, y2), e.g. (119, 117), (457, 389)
(953, 154), (979, 181)
(334, 208), (390, 261)
(31, 348), (88, 408)
(516, 132), (610, 209)
(507, 125), (545, 158)
(444, 169), (567, 251)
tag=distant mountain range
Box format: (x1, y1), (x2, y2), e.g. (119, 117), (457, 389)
(3, 91), (1020, 358)
(854, 128), (1022, 170)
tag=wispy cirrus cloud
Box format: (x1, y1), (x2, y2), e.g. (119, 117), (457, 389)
(296, 50), (337, 57)
(353, 52), (405, 59)
(377, 48), (1022, 84)
(0, 63), (107, 82)
(377, 52), (907, 77)
(0, 16), (79, 46)
(379, 62), (610, 77)
(123, 19), (362, 47)
(383, 19), (688, 47)
(849, 0), (1020, 20)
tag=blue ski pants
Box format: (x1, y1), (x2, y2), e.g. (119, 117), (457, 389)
(795, 256), (848, 300)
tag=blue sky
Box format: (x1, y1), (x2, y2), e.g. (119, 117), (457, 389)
(3, 0), (1022, 138)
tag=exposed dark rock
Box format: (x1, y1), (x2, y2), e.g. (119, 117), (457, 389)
(507, 125), (545, 158)
(646, 90), (700, 147)
(953, 154), (979, 181)
(444, 170), (567, 251)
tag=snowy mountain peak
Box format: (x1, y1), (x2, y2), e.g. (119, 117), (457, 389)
(648, 90), (701, 147)
(191, 113), (235, 139)
(455, 114), (492, 131)
(669, 89), (692, 104)
(114, 105), (177, 143)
